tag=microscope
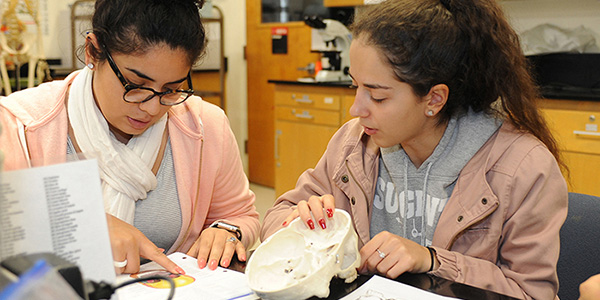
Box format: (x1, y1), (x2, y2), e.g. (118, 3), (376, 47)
(304, 16), (352, 82)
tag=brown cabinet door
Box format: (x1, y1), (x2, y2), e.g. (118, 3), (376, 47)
(324, 0), (364, 7)
(275, 120), (338, 197)
(542, 106), (600, 196)
(562, 152), (600, 196)
(246, 1), (319, 187)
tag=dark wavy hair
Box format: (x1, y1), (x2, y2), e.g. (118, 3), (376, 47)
(351, 0), (566, 173)
(87, 0), (206, 66)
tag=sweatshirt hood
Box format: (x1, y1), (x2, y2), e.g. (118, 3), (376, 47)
(371, 109), (502, 245)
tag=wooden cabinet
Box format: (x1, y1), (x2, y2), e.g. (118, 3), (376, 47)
(274, 83), (355, 197)
(247, 0), (321, 187)
(191, 71), (225, 109)
(324, 0), (364, 6)
(540, 99), (600, 196)
(273, 91), (600, 196)
(342, 95), (355, 123)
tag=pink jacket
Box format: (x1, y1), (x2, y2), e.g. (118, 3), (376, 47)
(0, 71), (260, 252)
(261, 118), (568, 300)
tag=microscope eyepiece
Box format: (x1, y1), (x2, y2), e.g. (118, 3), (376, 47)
(304, 15), (326, 29)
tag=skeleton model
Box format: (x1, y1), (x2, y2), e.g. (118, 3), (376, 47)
(246, 209), (361, 300)
(0, 0), (49, 95)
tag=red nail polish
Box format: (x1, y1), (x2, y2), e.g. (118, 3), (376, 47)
(209, 259), (218, 270)
(319, 219), (326, 229)
(176, 267), (185, 275)
(198, 258), (207, 269)
(326, 209), (334, 218)
(282, 221), (287, 226)
(307, 219), (315, 230)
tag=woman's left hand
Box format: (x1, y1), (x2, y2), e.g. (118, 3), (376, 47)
(359, 231), (435, 279)
(186, 227), (246, 270)
(579, 274), (600, 300)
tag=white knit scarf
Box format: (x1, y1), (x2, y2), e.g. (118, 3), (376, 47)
(68, 67), (167, 224)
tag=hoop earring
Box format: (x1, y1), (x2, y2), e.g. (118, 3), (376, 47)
(87, 63), (94, 69)
(427, 110), (434, 116)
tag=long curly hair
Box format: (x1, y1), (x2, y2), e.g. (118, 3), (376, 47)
(351, 0), (566, 174)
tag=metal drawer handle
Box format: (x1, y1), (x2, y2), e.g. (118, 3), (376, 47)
(291, 109), (314, 119)
(573, 130), (600, 137)
(292, 94), (313, 104)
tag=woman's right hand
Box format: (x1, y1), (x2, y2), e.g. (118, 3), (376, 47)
(281, 194), (336, 230)
(106, 214), (184, 275)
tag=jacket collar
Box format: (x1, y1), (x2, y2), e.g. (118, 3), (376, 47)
(331, 122), (379, 245)
(167, 98), (205, 140)
(332, 124), (379, 196)
(432, 122), (523, 248)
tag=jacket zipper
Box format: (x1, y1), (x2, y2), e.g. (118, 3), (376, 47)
(17, 120), (32, 168)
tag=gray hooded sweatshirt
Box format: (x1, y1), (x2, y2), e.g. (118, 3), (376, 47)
(370, 109), (502, 246)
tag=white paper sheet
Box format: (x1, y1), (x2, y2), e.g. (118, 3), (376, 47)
(115, 252), (258, 300)
(0, 159), (115, 283)
(340, 275), (459, 300)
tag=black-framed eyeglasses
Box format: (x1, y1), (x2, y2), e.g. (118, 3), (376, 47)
(103, 46), (195, 106)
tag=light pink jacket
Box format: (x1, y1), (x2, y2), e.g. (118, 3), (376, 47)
(261, 118), (568, 300)
(0, 71), (260, 252)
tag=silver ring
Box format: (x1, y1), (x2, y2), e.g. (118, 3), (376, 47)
(227, 236), (237, 243)
(376, 249), (386, 259)
(113, 259), (128, 268)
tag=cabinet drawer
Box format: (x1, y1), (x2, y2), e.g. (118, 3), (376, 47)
(324, 0), (364, 7)
(275, 107), (340, 126)
(274, 91), (341, 111)
(562, 151), (600, 196)
(542, 108), (600, 155)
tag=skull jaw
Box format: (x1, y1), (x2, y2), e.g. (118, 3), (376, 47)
(336, 229), (361, 283)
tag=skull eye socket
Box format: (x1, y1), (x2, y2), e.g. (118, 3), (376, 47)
(341, 252), (358, 269)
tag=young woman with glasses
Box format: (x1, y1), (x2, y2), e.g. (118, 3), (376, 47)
(261, 0), (568, 299)
(0, 0), (259, 275)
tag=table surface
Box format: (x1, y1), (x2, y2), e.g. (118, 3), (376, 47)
(231, 257), (519, 300)
(311, 273), (520, 300)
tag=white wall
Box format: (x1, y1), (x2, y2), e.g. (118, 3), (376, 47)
(211, 0), (249, 173)
(500, 0), (600, 37)
(41, 0), (75, 68)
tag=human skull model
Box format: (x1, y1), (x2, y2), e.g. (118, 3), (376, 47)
(246, 209), (361, 300)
